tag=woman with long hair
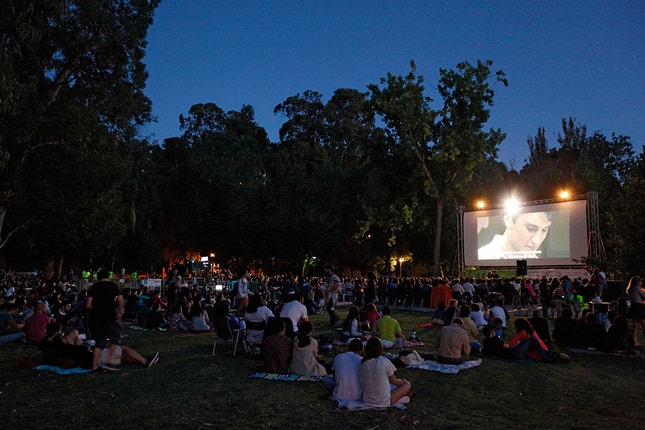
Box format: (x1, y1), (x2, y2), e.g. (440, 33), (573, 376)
(288, 321), (326, 376)
(505, 317), (548, 360)
(626, 276), (645, 346)
(341, 306), (363, 340)
(360, 337), (412, 407)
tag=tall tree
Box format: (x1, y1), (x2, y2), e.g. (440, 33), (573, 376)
(369, 60), (507, 275)
(0, 1), (159, 268)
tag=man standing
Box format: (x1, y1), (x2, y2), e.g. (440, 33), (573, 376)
(324, 265), (340, 327)
(86, 269), (124, 371)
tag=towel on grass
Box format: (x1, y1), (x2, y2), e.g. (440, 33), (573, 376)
(407, 358), (482, 374)
(248, 372), (323, 382)
(337, 399), (408, 410)
(34, 365), (92, 375)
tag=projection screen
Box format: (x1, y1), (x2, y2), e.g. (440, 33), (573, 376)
(463, 199), (588, 267)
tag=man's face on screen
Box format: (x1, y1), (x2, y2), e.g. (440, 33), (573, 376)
(504, 212), (552, 253)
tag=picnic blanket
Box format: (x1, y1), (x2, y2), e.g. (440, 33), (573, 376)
(34, 365), (92, 375)
(248, 372), (323, 382)
(407, 358), (482, 374)
(337, 399), (408, 410)
(332, 339), (426, 349)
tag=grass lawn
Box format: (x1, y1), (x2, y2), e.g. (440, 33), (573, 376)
(0, 306), (642, 430)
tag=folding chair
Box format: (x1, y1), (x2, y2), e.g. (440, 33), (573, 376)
(212, 315), (244, 356)
(244, 320), (267, 355)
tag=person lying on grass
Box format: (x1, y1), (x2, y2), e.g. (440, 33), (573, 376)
(40, 322), (159, 370)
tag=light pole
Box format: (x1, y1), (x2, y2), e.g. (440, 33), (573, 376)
(398, 258), (404, 277)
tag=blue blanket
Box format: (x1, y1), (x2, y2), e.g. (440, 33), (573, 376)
(34, 365), (92, 375)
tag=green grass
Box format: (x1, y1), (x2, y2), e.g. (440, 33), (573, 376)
(0, 307), (642, 430)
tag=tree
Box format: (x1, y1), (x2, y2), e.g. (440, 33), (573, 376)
(0, 0), (159, 269)
(369, 60), (507, 275)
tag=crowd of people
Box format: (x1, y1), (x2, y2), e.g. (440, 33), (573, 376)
(1, 266), (643, 407)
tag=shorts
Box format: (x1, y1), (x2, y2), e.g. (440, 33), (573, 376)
(90, 321), (121, 348)
(627, 302), (645, 320)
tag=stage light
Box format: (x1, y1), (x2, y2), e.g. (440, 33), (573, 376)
(476, 200), (485, 209)
(559, 190), (570, 199)
(503, 198), (521, 215)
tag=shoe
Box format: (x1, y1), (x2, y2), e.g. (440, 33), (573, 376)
(146, 352), (160, 368)
(100, 364), (119, 371)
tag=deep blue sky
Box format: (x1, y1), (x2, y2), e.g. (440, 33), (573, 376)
(142, 0), (644, 169)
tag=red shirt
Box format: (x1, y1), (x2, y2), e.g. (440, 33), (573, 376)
(24, 312), (51, 342)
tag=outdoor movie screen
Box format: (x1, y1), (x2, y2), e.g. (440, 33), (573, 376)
(463, 199), (588, 268)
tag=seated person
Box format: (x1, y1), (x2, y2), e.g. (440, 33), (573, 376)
(39, 322), (94, 369)
(606, 314), (634, 354)
(262, 318), (292, 373)
(528, 310), (552, 343)
(443, 299), (459, 325)
(213, 299), (241, 330)
(167, 304), (191, 331)
(371, 306), (405, 348)
(244, 294), (274, 347)
(189, 300), (212, 332)
(23, 302), (50, 344)
(470, 303), (488, 330)
(137, 299), (153, 328)
(571, 313), (608, 350)
(434, 318), (471, 364)
(0, 303), (26, 344)
(363, 303), (380, 329)
(504, 317), (548, 361)
(493, 318), (507, 340)
(288, 321), (326, 376)
(341, 306), (364, 341)
(145, 302), (167, 330)
(360, 337), (413, 407)
(331, 338), (364, 403)
(431, 301), (447, 325)
(481, 325), (509, 357)
(552, 307), (577, 345)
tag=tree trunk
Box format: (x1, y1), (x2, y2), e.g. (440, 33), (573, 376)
(432, 197), (444, 276)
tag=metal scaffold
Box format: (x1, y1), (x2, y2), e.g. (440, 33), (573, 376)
(586, 191), (607, 263)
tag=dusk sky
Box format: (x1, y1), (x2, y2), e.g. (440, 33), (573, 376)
(142, 1), (644, 169)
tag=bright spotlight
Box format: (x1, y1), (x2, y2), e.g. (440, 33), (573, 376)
(476, 200), (485, 209)
(503, 198), (521, 215)
(559, 190), (570, 199)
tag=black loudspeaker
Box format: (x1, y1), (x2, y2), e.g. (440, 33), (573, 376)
(516, 260), (527, 276)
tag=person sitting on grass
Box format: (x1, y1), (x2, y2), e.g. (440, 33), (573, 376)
(433, 318), (471, 364)
(371, 306), (405, 348)
(331, 338), (364, 403)
(552, 307), (577, 345)
(360, 337), (413, 407)
(263, 318), (292, 373)
(470, 303), (488, 330)
(189, 299), (212, 332)
(529, 309), (552, 343)
(288, 321), (327, 376)
(431, 301), (447, 325)
(145, 302), (167, 330)
(167, 303), (191, 331)
(341, 306), (364, 341)
(504, 317), (548, 361)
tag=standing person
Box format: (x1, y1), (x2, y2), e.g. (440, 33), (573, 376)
(360, 337), (412, 407)
(626, 276), (645, 346)
(86, 269), (124, 371)
(324, 265), (340, 327)
(236, 270), (252, 315)
(164, 268), (179, 314)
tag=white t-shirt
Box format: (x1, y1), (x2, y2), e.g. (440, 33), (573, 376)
(360, 356), (396, 407)
(280, 300), (308, 332)
(489, 305), (507, 328)
(333, 351), (363, 402)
